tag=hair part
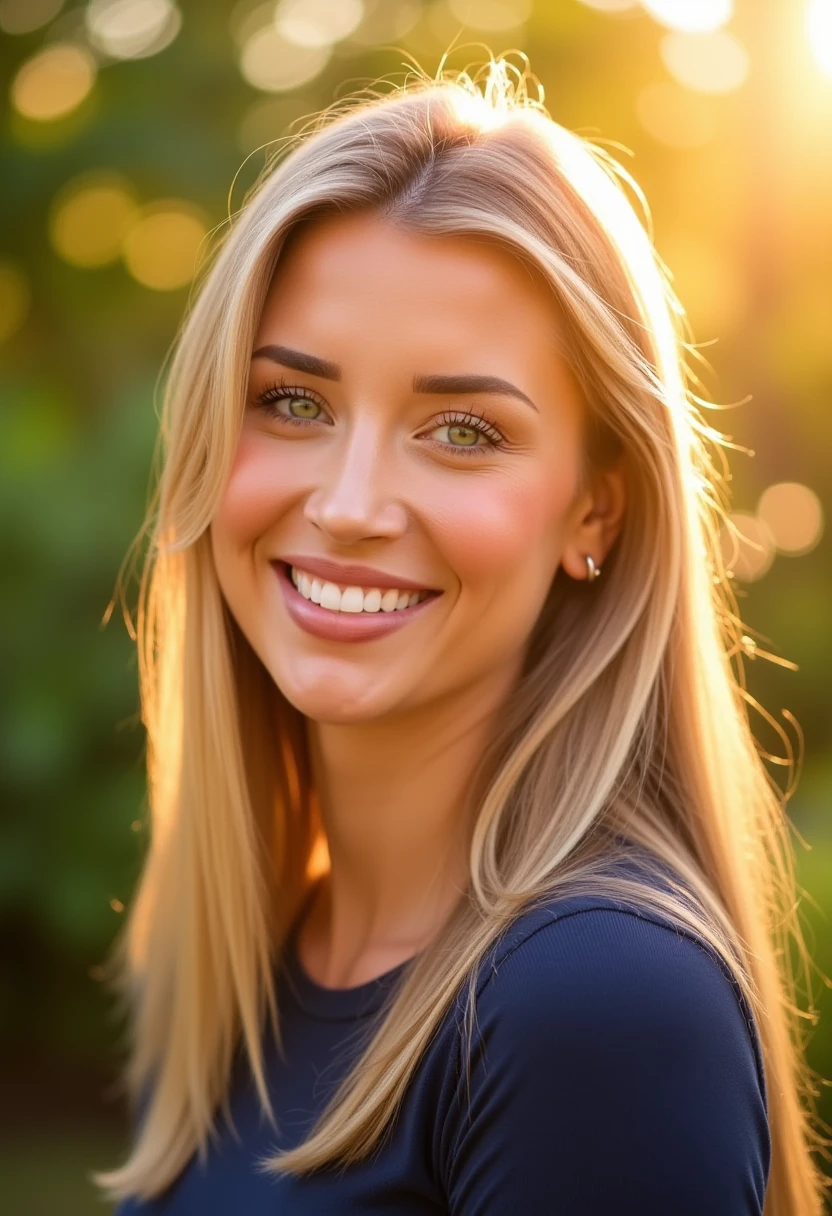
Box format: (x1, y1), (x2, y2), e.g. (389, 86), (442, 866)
(94, 57), (828, 1214)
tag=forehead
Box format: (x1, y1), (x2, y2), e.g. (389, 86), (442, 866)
(255, 212), (571, 376)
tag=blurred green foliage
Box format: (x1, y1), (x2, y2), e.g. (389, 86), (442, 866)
(1, 0), (831, 1208)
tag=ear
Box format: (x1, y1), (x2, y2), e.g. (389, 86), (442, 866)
(560, 457), (627, 582)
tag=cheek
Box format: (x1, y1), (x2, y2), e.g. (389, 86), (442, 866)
(434, 462), (577, 586)
(212, 430), (296, 550)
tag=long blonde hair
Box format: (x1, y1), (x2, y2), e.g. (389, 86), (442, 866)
(94, 58), (828, 1212)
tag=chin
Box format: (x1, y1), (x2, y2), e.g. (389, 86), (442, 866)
(268, 661), (408, 726)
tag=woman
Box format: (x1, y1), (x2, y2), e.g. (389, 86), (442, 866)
(95, 60), (825, 1213)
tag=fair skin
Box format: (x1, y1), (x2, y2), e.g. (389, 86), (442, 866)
(210, 212), (626, 989)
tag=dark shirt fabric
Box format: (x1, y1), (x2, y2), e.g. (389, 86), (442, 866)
(116, 850), (770, 1214)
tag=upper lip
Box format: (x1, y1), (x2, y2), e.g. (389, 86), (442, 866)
(277, 554), (440, 593)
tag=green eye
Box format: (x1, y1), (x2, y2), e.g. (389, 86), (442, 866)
(252, 381), (330, 426)
(446, 424), (481, 447)
(429, 409), (505, 455)
(287, 398), (321, 419)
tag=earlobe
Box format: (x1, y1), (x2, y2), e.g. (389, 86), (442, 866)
(560, 547), (603, 582)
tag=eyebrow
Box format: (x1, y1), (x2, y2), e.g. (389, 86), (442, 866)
(251, 344), (539, 413)
(413, 372), (538, 413)
(252, 344), (341, 381)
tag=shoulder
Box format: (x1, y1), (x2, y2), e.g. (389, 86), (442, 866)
(482, 893), (756, 1042)
(472, 887), (767, 1107)
(441, 886), (771, 1213)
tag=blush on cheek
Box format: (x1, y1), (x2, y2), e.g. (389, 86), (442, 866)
(434, 470), (573, 582)
(214, 430), (298, 547)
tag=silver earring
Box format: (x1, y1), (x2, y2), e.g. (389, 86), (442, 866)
(585, 554), (601, 583)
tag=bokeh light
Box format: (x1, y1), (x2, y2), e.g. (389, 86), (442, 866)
(636, 80), (715, 146)
(121, 202), (209, 290)
(85, 0), (182, 61)
(807, 0), (832, 77)
(578, 0), (638, 11)
(660, 30), (749, 94)
(239, 24), (331, 91)
(448, 0), (533, 31)
(0, 261), (31, 342)
(10, 43), (96, 122)
(276, 0), (363, 48)
(0, 0), (64, 35)
(720, 512), (776, 582)
(640, 0), (732, 33)
(349, 0), (422, 45)
(49, 174), (138, 268)
(758, 482), (824, 556)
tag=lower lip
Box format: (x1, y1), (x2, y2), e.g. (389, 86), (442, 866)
(272, 562), (442, 643)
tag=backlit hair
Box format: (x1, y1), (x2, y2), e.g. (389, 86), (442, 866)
(94, 57), (827, 1213)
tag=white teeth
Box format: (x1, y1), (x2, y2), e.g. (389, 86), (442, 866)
(340, 586), (365, 613)
(362, 588), (382, 613)
(319, 581), (342, 611)
(289, 566), (432, 614)
(380, 588), (400, 612)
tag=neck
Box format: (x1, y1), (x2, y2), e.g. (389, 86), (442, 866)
(300, 663), (518, 988)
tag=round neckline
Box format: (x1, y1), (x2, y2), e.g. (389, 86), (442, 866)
(277, 841), (648, 1023)
(278, 899), (419, 1022)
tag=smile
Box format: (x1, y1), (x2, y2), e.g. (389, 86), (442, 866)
(272, 561), (442, 643)
(289, 564), (434, 614)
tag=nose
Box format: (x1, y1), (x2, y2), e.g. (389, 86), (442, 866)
(302, 417), (408, 545)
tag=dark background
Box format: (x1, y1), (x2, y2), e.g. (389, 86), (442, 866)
(2, 0), (831, 1210)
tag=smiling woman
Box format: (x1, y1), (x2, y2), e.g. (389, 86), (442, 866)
(211, 213), (618, 711)
(94, 58), (825, 1215)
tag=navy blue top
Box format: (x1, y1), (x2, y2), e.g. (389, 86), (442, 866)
(116, 857), (770, 1213)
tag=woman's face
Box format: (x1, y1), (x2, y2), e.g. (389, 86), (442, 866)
(211, 212), (624, 724)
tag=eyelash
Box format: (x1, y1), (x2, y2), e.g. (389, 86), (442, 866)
(250, 378), (507, 456)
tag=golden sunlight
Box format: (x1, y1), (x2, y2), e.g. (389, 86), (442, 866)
(807, 0), (832, 76)
(577, 0), (639, 12)
(640, 0), (732, 33)
(636, 80), (715, 146)
(659, 29), (749, 94)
